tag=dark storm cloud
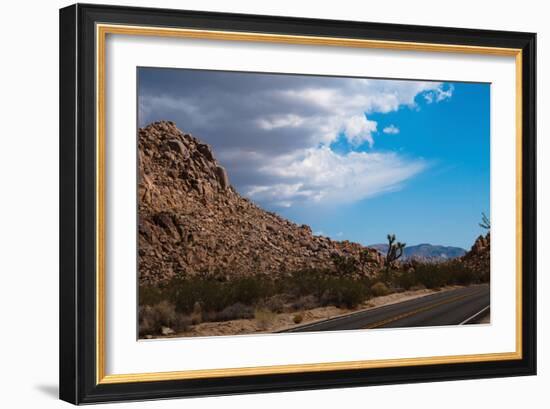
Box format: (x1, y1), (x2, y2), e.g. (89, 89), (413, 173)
(138, 68), (449, 207)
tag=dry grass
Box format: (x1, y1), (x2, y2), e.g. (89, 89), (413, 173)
(254, 309), (277, 330)
(190, 302), (203, 325)
(139, 300), (191, 336)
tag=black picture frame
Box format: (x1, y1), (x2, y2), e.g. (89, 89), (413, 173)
(59, 3), (536, 404)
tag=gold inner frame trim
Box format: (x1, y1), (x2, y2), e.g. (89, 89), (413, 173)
(95, 23), (523, 385)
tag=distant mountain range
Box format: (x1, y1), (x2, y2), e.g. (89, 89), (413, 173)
(369, 243), (467, 262)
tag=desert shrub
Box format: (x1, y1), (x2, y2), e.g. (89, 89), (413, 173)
(174, 315), (192, 332)
(139, 306), (157, 336)
(331, 254), (358, 275)
(452, 266), (477, 285)
(409, 259), (483, 289)
(138, 300), (177, 336)
(213, 303), (254, 321)
(167, 276), (273, 314)
(168, 278), (223, 313)
(139, 284), (165, 306)
(392, 270), (416, 290)
(320, 277), (370, 308)
(190, 301), (203, 325)
(373, 255), (487, 292)
(139, 267), (397, 326)
(371, 281), (390, 297)
(291, 295), (319, 311)
(254, 309), (277, 330)
(264, 295), (286, 313)
(285, 269), (331, 300)
(229, 277), (270, 306)
(293, 313), (304, 324)
(412, 263), (447, 289)
(410, 284), (427, 291)
(283, 268), (371, 309)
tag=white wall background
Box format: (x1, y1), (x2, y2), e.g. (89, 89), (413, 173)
(0, 0), (546, 407)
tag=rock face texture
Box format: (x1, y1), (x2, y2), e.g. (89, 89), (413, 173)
(138, 121), (383, 285)
(461, 233), (490, 274)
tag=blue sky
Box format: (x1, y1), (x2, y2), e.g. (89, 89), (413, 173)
(139, 68), (490, 249)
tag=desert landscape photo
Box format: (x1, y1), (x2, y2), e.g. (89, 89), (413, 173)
(137, 68), (490, 339)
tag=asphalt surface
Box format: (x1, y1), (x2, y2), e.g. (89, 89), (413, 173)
(280, 284), (490, 333)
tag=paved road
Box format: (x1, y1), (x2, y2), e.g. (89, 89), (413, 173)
(280, 284), (490, 333)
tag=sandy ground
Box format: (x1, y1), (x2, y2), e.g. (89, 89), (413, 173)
(165, 285), (464, 338)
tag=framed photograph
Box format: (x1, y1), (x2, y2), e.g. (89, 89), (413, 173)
(59, 3), (536, 404)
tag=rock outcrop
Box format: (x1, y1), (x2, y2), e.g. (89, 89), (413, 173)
(461, 233), (490, 274)
(138, 121), (383, 285)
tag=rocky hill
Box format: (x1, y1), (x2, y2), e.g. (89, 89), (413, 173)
(370, 243), (466, 262)
(138, 121), (383, 285)
(461, 233), (490, 274)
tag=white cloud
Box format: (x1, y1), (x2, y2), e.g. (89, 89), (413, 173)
(274, 79), (448, 148)
(246, 146), (427, 207)
(278, 79), (444, 116)
(341, 114), (377, 147)
(423, 84), (454, 104)
(383, 124), (400, 135)
(139, 70), (451, 208)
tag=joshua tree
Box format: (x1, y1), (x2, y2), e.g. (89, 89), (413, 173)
(479, 212), (491, 231)
(383, 234), (406, 283)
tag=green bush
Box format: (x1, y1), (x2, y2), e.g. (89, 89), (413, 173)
(320, 277), (370, 308)
(284, 269), (331, 300)
(138, 258), (486, 328)
(165, 276), (272, 314)
(293, 313), (304, 324)
(139, 284), (165, 306)
(407, 259), (485, 289)
(371, 281), (390, 297)
(231, 277), (271, 305)
(391, 270), (416, 290)
(139, 269), (378, 325)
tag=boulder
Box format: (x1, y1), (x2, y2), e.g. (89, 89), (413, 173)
(166, 139), (189, 159)
(197, 143), (214, 161)
(215, 165), (229, 190)
(160, 326), (175, 336)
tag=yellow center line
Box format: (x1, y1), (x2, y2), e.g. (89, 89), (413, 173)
(364, 290), (484, 329)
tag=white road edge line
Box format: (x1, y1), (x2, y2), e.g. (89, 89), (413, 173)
(282, 290), (456, 332)
(459, 305), (490, 325)
(283, 287), (483, 332)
